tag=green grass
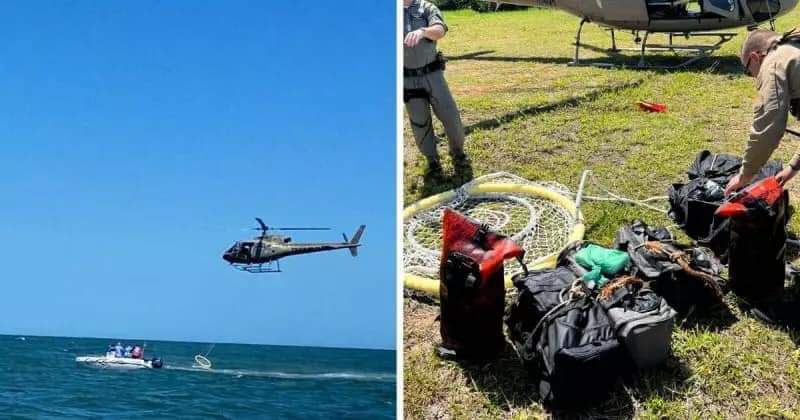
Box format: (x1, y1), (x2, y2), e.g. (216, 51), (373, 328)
(404, 8), (800, 419)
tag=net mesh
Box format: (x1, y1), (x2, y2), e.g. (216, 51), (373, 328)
(403, 172), (577, 279)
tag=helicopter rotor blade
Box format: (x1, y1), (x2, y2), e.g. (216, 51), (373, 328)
(249, 227), (330, 231)
(272, 227), (331, 231)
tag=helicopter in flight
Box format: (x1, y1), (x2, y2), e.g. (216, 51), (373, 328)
(485, 0), (797, 68)
(222, 218), (366, 273)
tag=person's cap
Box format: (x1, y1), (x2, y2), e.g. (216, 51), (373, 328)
(740, 29), (781, 68)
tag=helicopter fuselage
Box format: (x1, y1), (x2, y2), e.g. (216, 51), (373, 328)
(494, 0), (796, 32)
(222, 240), (359, 264)
(222, 224), (365, 271)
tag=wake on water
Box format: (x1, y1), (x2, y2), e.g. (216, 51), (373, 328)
(164, 365), (395, 382)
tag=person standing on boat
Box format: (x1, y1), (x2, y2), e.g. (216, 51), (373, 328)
(113, 342), (123, 358)
(131, 345), (143, 359)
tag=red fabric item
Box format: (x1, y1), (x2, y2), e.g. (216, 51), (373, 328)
(635, 100), (667, 113)
(441, 208), (524, 281)
(131, 346), (143, 359)
(716, 176), (783, 218)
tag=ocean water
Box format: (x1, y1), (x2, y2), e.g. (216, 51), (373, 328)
(0, 335), (396, 418)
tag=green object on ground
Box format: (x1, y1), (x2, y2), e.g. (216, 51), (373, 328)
(574, 244), (630, 287)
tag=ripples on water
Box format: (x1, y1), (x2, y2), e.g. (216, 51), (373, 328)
(0, 335), (396, 418)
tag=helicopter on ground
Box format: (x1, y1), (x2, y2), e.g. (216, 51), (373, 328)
(222, 218), (365, 273)
(484, 0), (797, 68)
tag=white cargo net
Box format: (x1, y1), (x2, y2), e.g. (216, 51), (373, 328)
(403, 172), (579, 279)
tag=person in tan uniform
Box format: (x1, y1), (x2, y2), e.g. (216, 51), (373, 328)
(725, 29), (800, 195)
(403, 0), (470, 181)
(726, 29), (800, 327)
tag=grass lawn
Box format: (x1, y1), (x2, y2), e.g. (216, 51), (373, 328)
(403, 8), (800, 419)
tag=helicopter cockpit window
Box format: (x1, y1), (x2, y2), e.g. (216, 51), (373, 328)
(646, 0), (703, 19)
(702, 0), (739, 18)
(747, 0), (780, 21)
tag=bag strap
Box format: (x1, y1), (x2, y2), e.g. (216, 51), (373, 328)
(528, 281), (590, 346)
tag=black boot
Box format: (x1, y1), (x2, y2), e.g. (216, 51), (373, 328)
(424, 159), (443, 181)
(452, 153), (473, 184)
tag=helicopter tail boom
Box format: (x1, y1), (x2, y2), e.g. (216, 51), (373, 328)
(345, 225), (366, 257)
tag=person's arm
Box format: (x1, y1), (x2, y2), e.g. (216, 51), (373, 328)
(404, 24), (445, 47)
(421, 24), (446, 41)
(404, 3), (448, 47)
(726, 59), (790, 194)
(742, 78), (789, 178)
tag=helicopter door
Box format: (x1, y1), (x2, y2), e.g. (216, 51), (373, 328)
(702, 0), (739, 19)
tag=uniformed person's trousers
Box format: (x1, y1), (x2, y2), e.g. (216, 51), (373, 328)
(404, 70), (465, 163)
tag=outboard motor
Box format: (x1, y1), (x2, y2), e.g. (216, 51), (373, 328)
(150, 358), (163, 369)
(716, 176), (788, 301)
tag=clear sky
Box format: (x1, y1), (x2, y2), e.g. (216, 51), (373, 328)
(0, 2), (396, 350)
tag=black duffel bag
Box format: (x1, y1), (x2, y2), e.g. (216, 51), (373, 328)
(668, 150), (782, 257)
(505, 266), (577, 348)
(507, 268), (626, 407)
(530, 293), (625, 407)
(613, 220), (725, 316)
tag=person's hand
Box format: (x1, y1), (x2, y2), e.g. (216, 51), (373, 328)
(776, 167), (798, 186)
(725, 173), (755, 196)
(404, 29), (426, 47)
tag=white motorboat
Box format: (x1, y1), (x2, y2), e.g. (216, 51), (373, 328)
(76, 353), (163, 369)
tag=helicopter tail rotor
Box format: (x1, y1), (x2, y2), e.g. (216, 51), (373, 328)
(346, 225), (366, 257)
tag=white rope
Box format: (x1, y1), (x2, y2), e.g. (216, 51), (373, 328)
(562, 171), (669, 214)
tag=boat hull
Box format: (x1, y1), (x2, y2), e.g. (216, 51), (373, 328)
(76, 356), (159, 369)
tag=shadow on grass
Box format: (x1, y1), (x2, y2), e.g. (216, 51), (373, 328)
(679, 298), (738, 332)
(733, 283), (800, 344)
(446, 50), (745, 76)
(458, 79), (644, 136)
(407, 158), (474, 198)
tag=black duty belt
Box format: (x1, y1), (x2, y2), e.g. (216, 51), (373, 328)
(404, 53), (446, 77)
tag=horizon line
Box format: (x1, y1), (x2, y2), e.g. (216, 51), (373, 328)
(0, 332), (395, 352)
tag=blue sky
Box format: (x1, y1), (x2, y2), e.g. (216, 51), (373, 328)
(0, 2), (396, 350)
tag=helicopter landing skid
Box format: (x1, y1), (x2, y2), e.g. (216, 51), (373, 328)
(569, 19), (736, 69)
(232, 261), (282, 273)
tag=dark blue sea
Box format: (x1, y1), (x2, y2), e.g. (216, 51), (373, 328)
(0, 335), (396, 418)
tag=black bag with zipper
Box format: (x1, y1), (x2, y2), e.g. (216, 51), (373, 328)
(506, 259), (626, 407)
(505, 241), (594, 346)
(527, 293), (625, 407)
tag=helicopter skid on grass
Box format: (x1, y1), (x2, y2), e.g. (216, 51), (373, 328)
(571, 20), (738, 69)
(486, 0), (796, 68)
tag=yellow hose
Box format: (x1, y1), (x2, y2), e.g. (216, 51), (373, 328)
(403, 182), (585, 298)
